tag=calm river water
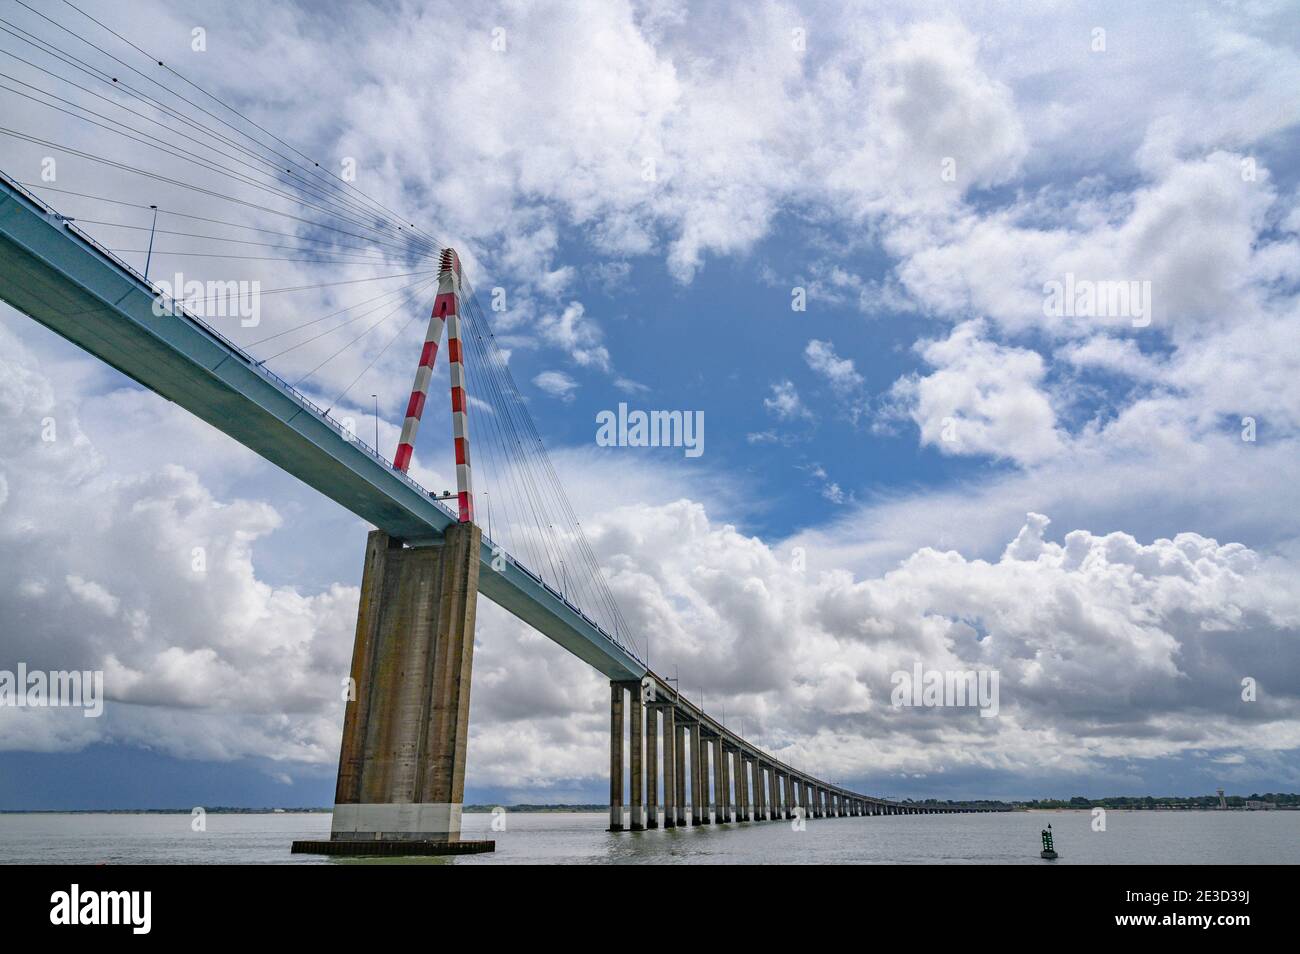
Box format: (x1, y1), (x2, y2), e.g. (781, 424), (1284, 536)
(2, 809), (1296, 864)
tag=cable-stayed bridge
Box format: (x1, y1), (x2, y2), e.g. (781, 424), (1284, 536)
(0, 2), (1000, 854)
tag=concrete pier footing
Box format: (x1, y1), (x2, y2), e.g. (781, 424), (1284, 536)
(295, 526), (494, 856)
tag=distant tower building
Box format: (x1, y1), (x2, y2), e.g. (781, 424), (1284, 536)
(1217, 788), (1227, 810)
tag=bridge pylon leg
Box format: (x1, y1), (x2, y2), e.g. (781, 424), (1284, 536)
(311, 525), (488, 855)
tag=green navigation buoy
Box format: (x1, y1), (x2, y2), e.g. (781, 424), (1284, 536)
(1040, 823), (1058, 860)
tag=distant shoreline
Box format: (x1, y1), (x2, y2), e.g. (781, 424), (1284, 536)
(2, 799), (1295, 815)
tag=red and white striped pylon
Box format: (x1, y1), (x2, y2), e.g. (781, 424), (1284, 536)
(391, 248), (473, 524)
(444, 251), (474, 523)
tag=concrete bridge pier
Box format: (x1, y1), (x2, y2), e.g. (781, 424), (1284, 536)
(299, 526), (493, 856)
(712, 738), (728, 822)
(690, 723), (705, 825)
(646, 705), (659, 829)
(609, 682), (625, 831)
(629, 687), (645, 831)
(681, 722), (691, 831)
(738, 756), (751, 821)
(702, 728), (715, 824)
(662, 708), (676, 828)
(722, 747), (735, 822)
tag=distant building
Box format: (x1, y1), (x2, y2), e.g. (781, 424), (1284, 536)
(1217, 788), (1227, 810)
(1245, 800), (1275, 811)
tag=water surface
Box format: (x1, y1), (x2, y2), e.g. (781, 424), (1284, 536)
(3, 809), (1295, 864)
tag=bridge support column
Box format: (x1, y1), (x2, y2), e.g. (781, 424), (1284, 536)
(609, 682), (625, 831)
(712, 737), (726, 823)
(703, 734), (716, 823)
(322, 526), (487, 852)
(646, 705), (659, 829)
(629, 687), (644, 831)
(674, 721), (688, 827)
(722, 747), (735, 822)
(690, 724), (704, 825)
(738, 756), (750, 821)
(662, 708), (676, 828)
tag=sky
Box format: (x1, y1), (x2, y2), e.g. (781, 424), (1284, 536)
(1, 0), (1299, 809)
